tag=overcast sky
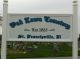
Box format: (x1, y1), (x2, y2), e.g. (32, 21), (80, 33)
(0, 0), (80, 33)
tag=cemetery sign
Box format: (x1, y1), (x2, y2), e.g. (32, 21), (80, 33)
(7, 14), (72, 41)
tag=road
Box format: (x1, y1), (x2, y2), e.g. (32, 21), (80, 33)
(18, 57), (80, 59)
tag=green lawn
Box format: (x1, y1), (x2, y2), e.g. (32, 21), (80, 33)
(7, 43), (72, 59)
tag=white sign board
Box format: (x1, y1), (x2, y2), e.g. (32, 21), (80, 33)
(7, 14), (72, 42)
(1, 0), (78, 59)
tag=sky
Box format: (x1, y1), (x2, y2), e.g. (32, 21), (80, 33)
(0, 0), (80, 33)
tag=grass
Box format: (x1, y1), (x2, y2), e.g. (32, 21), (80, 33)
(7, 43), (72, 59)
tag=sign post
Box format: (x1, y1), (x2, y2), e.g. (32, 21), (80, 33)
(1, 0), (78, 59)
(73, 0), (78, 59)
(1, 0), (8, 59)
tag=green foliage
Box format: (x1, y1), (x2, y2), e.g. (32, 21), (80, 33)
(7, 43), (72, 59)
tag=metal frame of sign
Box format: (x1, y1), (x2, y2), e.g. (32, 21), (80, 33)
(1, 0), (78, 59)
